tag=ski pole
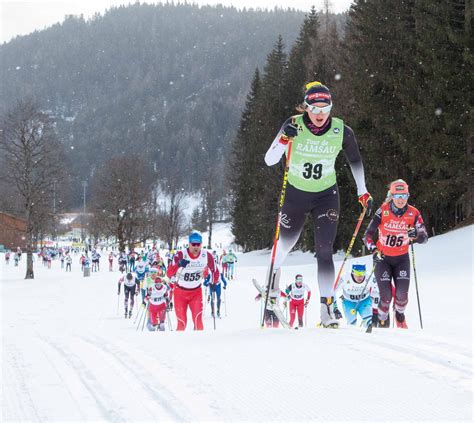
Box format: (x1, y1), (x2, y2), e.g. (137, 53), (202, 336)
(116, 291), (120, 316)
(223, 288), (227, 317)
(411, 243), (423, 329)
(166, 307), (173, 331)
(304, 302), (308, 327)
(136, 301), (147, 331)
(333, 207), (367, 291)
(211, 290), (216, 330)
(141, 302), (149, 332)
(262, 131), (295, 328)
(134, 301), (143, 324)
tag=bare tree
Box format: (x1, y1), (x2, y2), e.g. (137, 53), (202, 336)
(156, 177), (188, 249)
(0, 100), (65, 279)
(89, 154), (154, 252)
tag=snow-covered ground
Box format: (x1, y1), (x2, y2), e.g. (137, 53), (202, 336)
(1, 226), (472, 422)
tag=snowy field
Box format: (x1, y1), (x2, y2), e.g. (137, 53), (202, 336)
(1, 226), (472, 422)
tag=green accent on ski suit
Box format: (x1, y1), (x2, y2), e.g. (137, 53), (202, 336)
(287, 115), (344, 192)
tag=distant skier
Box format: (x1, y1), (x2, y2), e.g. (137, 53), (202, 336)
(118, 272), (140, 318)
(128, 250), (136, 272)
(91, 250), (101, 272)
(14, 252), (20, 266)
(108, 251), (114, 271)
(65, 253), (72, 272)
(5, 251), (10, 265)
(166, 231), (219, 331)
(146, 274), (170, 331)
(203, 270), (227, 318)
(220, 249), (228, 278)
(60, 254), (65, 269)
(364, 179), (428, 328)
(336, 263), (374, 331)
(224, 249), (238, 279)
(118, 252), (127, 273)
(135, 257), (149, 305)
(284, 274), (311, 328)
(264, 81), (372, 328)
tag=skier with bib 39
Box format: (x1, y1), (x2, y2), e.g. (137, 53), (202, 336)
(264, 81), (372, 328)
(364, 179), (428, 328)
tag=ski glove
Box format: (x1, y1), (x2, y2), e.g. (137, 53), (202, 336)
(407, 226), (417, 239)
(358, 192), (373, 216)
(372, 249), (384, 264)
(178, 258), (190, 268)
(334, 308), (343, 319)
(282, 122), (299, 139)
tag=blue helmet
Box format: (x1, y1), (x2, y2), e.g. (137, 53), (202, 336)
(189, 231), (203, 244)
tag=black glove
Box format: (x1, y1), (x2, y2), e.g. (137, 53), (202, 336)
(372, 249), (384, 264)
(282, 122), (298, 138)
(178, 258), (190, 268)
(334, 308), (343, 319)
(407, 227), (417, 239)
(169, 301), (174, 311)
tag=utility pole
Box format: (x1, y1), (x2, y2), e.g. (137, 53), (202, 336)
(81, 180), (87, 244)
(53, 180), (57, 242)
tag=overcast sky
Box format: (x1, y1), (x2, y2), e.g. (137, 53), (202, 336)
(1, 0), (354, 43)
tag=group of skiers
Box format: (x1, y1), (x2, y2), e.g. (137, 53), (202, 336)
(261, 81), (428, 331)
(116, 232), (232, 331)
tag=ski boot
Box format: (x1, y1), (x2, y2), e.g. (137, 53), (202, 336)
(147, 321), (157, 331)
(128, 309), (132, 319)
(124, 308), (128, 318)
(217, 311), (221, 319)
(372, 312), (379, 328)
(158, 323), (165, 332)
(378, 315), (390, 328)
(319, 297), (339, 328)
(365, 323), (373, 333)
(395, 311), (408, 329)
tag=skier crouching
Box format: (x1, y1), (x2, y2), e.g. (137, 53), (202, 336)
(336, 263), (374, 330)
(146, 274), (170, 331)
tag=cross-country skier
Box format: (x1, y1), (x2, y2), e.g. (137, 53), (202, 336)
(65, 253), (72, 272)
(146, 274), (170, 331)
(118, 272), (140, 318)
(255, 290), (286, 328)
(5, 251), (10, 265)
(118, 252), (127, 273)
(166, 231), (219, 331)
(91, 250), (101, 272)
(135, 257), (149, 304)
(284, 274), (311, 328)
(264, 81), (372, 328)
(336, 263), (374, 331)
(108, 251), (114, 271)
(203, 270), (228, 318)
(363, 179), (428, 328)
(224, 249), (238, 279)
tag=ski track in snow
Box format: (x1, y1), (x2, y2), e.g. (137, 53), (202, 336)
(1, 226), (473, 422)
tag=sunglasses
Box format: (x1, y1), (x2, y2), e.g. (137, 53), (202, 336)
(190, 243), (202, 247)
(392, 193), (409, 199)
(305, 102), (332, 114)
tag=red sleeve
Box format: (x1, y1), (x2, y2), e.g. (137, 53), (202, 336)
(207, 252), (220, 283)
(363, 207), (382, 249)
(166, 251), (183, 278)
(307, 291), (312, 301)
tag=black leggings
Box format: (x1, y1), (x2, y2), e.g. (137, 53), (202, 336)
(375, 254), (410, 320)
(124, 285), (136, 311)
(273, 183), (339, 297)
